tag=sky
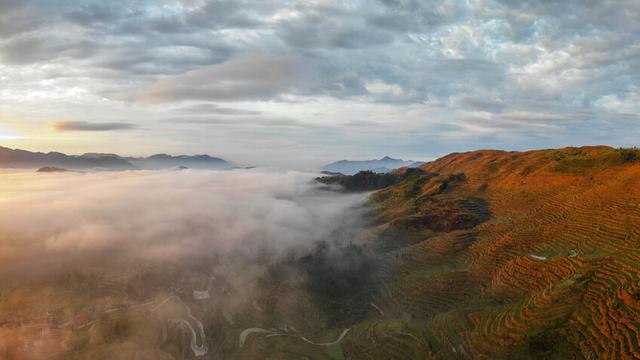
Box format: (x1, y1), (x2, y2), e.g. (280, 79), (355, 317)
(0, 0), (639, 168)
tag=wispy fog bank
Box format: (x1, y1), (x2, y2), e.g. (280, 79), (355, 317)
(0, 169), (369, 279)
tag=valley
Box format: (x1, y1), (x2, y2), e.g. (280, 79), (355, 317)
(2, 146), (640, 359)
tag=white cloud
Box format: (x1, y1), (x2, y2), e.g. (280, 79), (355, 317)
(595, 91), (640, 114)
(0, 169), (368, 277)
(143, 54), (301, 102)
(0, 0), (638, 163)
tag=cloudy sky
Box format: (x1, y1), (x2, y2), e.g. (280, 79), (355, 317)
(0, 0), (639, 168)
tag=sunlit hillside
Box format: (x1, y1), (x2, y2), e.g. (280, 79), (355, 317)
(238, 146), (640, 358)
(354, 146), (640, 358)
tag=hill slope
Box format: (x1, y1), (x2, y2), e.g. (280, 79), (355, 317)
(355, 145), (640, 358)
(240, 145), (640, 359)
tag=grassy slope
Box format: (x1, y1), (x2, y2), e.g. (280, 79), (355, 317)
(346, 145), (640, 359)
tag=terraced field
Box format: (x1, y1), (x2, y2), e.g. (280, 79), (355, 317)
(356, 146), (640, 359)
(232, 146), (640, 359)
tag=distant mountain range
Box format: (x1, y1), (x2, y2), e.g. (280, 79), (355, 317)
(0, 146), (231, 170)
(124, 153), (230, 170)
(320, 156), (424, 175)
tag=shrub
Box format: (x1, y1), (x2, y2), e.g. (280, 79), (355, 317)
(617, 147), (640, 163)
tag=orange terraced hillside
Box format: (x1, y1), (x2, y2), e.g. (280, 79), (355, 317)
(357, 146), (640, 359)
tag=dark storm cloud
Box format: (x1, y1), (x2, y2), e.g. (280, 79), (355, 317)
(51, 121), (138, 131)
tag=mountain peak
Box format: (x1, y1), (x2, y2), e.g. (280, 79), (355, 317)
(81, 153), (121, 159)
(0, 147), (231, 170)
(321, 156), (423, 175)
(148, 153), (172, 159)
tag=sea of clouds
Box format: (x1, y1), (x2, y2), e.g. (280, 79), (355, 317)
(0, 169), (369, 280)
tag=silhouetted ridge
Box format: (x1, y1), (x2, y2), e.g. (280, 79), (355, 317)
(0, 146), (231, 170)
(0, 146), (135, 170)
(321, 156), (425, 175)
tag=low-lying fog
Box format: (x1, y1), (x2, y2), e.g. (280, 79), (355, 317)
(0, 168), (374, 358)
(0, 169), (369, 279)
